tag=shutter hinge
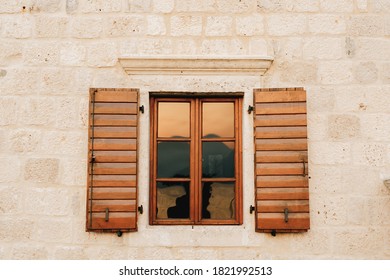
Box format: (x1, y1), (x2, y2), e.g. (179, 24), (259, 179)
(138, 205), (143, 214)
(249, 205), (255, 214)
(139, 105), (145, 114)
(284, 208), (289, 223)
(247, 105), (254, 114)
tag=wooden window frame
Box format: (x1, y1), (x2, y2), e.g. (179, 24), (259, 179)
(149, 94), (243, 225)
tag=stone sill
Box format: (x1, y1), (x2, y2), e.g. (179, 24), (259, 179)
(118, 56), (274, 76)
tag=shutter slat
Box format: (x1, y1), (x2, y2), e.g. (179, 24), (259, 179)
(254, 88), (310, 233)
(87, 88), (139, 233)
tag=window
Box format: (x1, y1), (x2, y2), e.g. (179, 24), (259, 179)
(149, 94), (243, 225)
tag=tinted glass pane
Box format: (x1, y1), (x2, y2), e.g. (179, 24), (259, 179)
(202, 142), (234, 178)
(157, 182), (190, 219)
(202, 102), (234, 138)
(202, 182), (235, 220)
(158, 102), (190, 138)
(157, 141), (190, 178)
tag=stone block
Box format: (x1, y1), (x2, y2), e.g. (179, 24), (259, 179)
(352, 143), (386, 167)
(256, 0), (286, 12)
(137, 38), (173, 55)
(353, 61), (378, 84)
(346, 196), (369, 226)
(66, 0), (78, 13)
(320, 0), (353, 12)
(10, 246), (49, 260)
(33, 0), (61, 12)
(348, 15), (384, 36)
(0, 0), (27, 13)
(279, 61), (317, 84)
(310, 142), (351, 164)
(360, 114), (390, 141)
(23, 43), (59, 66)
(176, 0), (215, 12)
(0, 187), (20, 214)
(201, 39), (230, 55)
(372, 0), (390, 12)
(318, 61), (353, 85)
(171, 15), (202, 36)
(40, 131), (86, 156)
(173, 39), (197, 55)
(128, 0), (151, 12)
(271, 38), (303, 59)
(381, 63), (390, 84)
(205, 16), (233, 36)
(368, 197), (390, 226)
(105, 16), (146, 37)
(71, 17), (103, 38)
(248, 38), (269, 55)
(356, 0), (368, 11)
(356, 38), (390, 60)
(236, 15), (264, 36)
(79, 0), (122, 13)
(215, 0), (253, 13)
(147, 15), (166, 35)
(23, 188), (70, 216)
(0, 41), (23, 66)
(60, 43), (86, 66)
(35, 16), (68, 38)
(328, 114), (360, 140)
(0, 97), (19, 125)
(2, 15), (33, 38)
(285, 0), (320, 12)
(54, 246), (88, 260)
(0, 218), (34, 242)
(308, 15), (346, 34)
(303, 38), (344, 60)
(11, 129), (41, 153)
(307, 113), (328, 141)
(24, 158), (59, 183)
(153, 0), (174, 13)
(311, 195), (348, 226)
(267, 14), (306, 36)
(32, 218), (72, 243)
(173, 248), (218, 259)
(60, 158), (87, 186)
(86, 42), (117, 67)
(20, 97), (55, 126)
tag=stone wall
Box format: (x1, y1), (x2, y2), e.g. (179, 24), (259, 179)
(0, 0), (389, 259)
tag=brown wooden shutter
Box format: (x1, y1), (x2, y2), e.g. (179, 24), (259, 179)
(86, 88), (139, 232)
(253, 88), (310, 233)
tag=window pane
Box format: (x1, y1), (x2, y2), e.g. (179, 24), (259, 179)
(202, 182), (235, 220)
(158, 102), (190, 138)
(202, 142), (234, 178)
(157, 182), (190, 219)
(157, 141), (190, 178)
(202, 102), (234, 138)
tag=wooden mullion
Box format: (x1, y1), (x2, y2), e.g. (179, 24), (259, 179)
(193, 98), (200, 223)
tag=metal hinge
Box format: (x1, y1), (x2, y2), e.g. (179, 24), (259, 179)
(139, 105), (145, 114)
(247, 105), (254, 114)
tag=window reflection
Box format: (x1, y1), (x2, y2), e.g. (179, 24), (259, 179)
(157, 141), (190, 178)
(203, 102), (234, 138)
(202, 182), (235, 220)
(202, 142), (234, 178)
(157, 182), (190, 219)
(158, 102), (190, 138)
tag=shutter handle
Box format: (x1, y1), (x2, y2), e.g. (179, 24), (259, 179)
(249, 205), (255, 214)
(138, 205), (143, 214)
(105, 208), (109, 222)
(302, 159), (306, 177)
(284, 208), (289, 223)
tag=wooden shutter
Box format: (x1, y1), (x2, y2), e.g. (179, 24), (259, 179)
(253, 88), (310, 233)
(86, 88), (139, 232)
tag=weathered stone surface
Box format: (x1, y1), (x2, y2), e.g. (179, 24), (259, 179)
(310, 142), (351, 164)
(171, 15), (202, 36)
(354, 62), (378, 84)
(71, 17), (103, 38)
(60, 43), (86, 66)
(320, 0), (353, 12)
(176, 0), (215, 12)
(23, 188), (70, 216)
(10, 246), (49, 260)
(318, 61), (353, 85)
(35, 16), (68, 38)
(236, 15), (264, 36)
(205, 16), (233, 36)
(153, 0), (174, 13)
(11, 129), (41, 153)
(87, 42), (117, 67)
(24, 158), (59, 183)
(66, 0), (78, 13)
(0, 97), (19, 125)
(328, 115), (360, 140)
(0, 187), (20, 214)
(79, 0), (122, 13)
(353, 143), (386, 167)
(105, 16), (146, 36)
(54, 246), (88, 260)
(308, 15), (346, 34)
(348, 15), (384, 36)
(279, 61), (317, 84)
(23, 43), (60, 66)
(2, 16), (33, 38)
(215, 0), (253, 13)
(303, 38), (344, 60)
(147, 15), (166, 35)
(33, 0), (61, 12)
(267, 14), (306, 36)
(381, 63), (390, 84)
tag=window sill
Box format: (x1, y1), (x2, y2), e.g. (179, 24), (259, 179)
(118, 56), (274, 76)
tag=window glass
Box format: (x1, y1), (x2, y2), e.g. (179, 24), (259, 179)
(202, 102), (234, 138)
(158, 102), (190, 138)
(202, 182), (235, 220)
(157, 141), (190, 178)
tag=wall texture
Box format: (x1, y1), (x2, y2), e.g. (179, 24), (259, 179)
(0, 0), (389, 259)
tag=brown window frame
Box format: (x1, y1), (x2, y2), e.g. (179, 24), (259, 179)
(149, 94), (243, 225)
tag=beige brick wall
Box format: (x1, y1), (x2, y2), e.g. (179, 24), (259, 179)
(0, 0), (389, 259)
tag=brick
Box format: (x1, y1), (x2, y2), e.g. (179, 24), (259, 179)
(60, 42), (86, 66)
(328, 114), (360, 140)
(23, 43), (60, 66)
(318, 61), (353, 85)
(267, 14), (306, 36)
(24, 158), (59, 183)
(215, 0), (253, 13)
(205, 16), (233, 36)
(71, 17), (103, 38)
(79, 0), (122, 13)
(153, 0), (174, 13)
(171, 15), (202, 36)
(176, 0), (215, 12)
(352, 143), (386, 167)
(35, 16), (68, 38)
(105, 16), (146, 37)
(308, 15), (346, 34)
(303, 38), (344, 60)
(236, 15), (264, 36)
(348, 16), (384, 36)
(2, 16), (33, 39)
(11, 129), (41, 153)
(320, 0), (353, 12)
(310, 142), (351, 164)
(354, 61), (378, 84)
(87, 42), (117, 67)
(147, 15), (166, 35)
(10, 246), (49, 260)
